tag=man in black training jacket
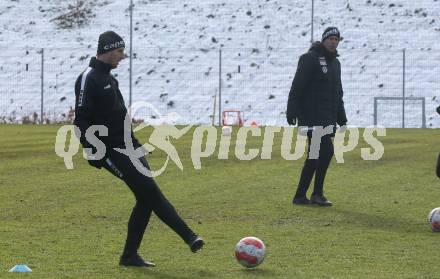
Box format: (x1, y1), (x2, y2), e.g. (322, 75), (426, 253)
(74, 31), (204, 267)
(437, 106), (440, 178)
(286, 27), (348, 206)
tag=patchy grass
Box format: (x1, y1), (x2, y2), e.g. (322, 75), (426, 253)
(1, 125), (439, 278)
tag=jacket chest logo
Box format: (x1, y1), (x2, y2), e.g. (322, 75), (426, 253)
(319, 57), (327, 73)
(104, 84), (111, 90)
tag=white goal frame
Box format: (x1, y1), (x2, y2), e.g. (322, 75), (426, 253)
(373, 97), (426, 128)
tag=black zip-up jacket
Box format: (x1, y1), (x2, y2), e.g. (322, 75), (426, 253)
(74, 57), (139, 149)
(287, 42), (347, 127)
(437, 106), (440, 178)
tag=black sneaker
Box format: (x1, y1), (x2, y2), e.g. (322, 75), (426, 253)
(292, 196), (310, 205)
(310, 195), (333, 206)
(188, 236), (205, 253)
(119, 253), (156, 267)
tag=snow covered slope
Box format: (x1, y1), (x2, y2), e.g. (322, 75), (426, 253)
(1, 0), (439, 127)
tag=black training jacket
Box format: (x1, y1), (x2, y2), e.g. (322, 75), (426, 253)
(286, 42), (347, 127)
(74, 57), (138, 148)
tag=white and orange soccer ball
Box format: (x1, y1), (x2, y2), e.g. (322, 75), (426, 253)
(428, 207), (440, 232)
(235, 236), (266, 268)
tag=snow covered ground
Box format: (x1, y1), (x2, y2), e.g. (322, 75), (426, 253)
(0, 0), (439, 127)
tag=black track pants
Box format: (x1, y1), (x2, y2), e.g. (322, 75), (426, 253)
(436, 152), (440, 178)
(102, 148), (196, 257)
(294, 134), (334, 198)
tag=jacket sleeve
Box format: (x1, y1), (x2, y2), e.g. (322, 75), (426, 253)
(336, 61), (348, 126)
(73, 74), (97, 148)
(437, 152), (440, 178)
(287, 53), (314, 122)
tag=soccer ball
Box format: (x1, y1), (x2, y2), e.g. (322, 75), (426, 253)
(428, 207), (440, 232)
(235, 236), (265, 268)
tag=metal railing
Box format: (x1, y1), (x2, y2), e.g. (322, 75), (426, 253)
(1, 47), (439, 127)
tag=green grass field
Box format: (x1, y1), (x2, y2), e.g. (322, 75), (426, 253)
(1, 124), (440, 278)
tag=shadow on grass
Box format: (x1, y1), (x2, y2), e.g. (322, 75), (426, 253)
(328, 207), (422, 233)
(285, 203), (432, 236)
(120, 267), (276, 278)
(124, 268), (217, 279)
(239, 268), (277, 277)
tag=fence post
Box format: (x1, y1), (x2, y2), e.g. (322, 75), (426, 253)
(129, 0), (133, 108)
(41, 48), (44, 124)
(373, 97), (377, 125)
(402, 48), (406, 128)
(422, 98), (426, 128)
(311, 0), (314, 43)
(218, 49), (222, 126)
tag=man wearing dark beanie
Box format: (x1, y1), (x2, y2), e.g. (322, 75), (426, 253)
(433, 105), (440, 178)
(74, 31), (204, 267)
(286, 27), (347, 206)
(97, 31), (125, 57)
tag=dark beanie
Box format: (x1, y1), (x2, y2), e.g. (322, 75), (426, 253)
(321, 27), (342, 42)
(97, 31), (125, 55)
